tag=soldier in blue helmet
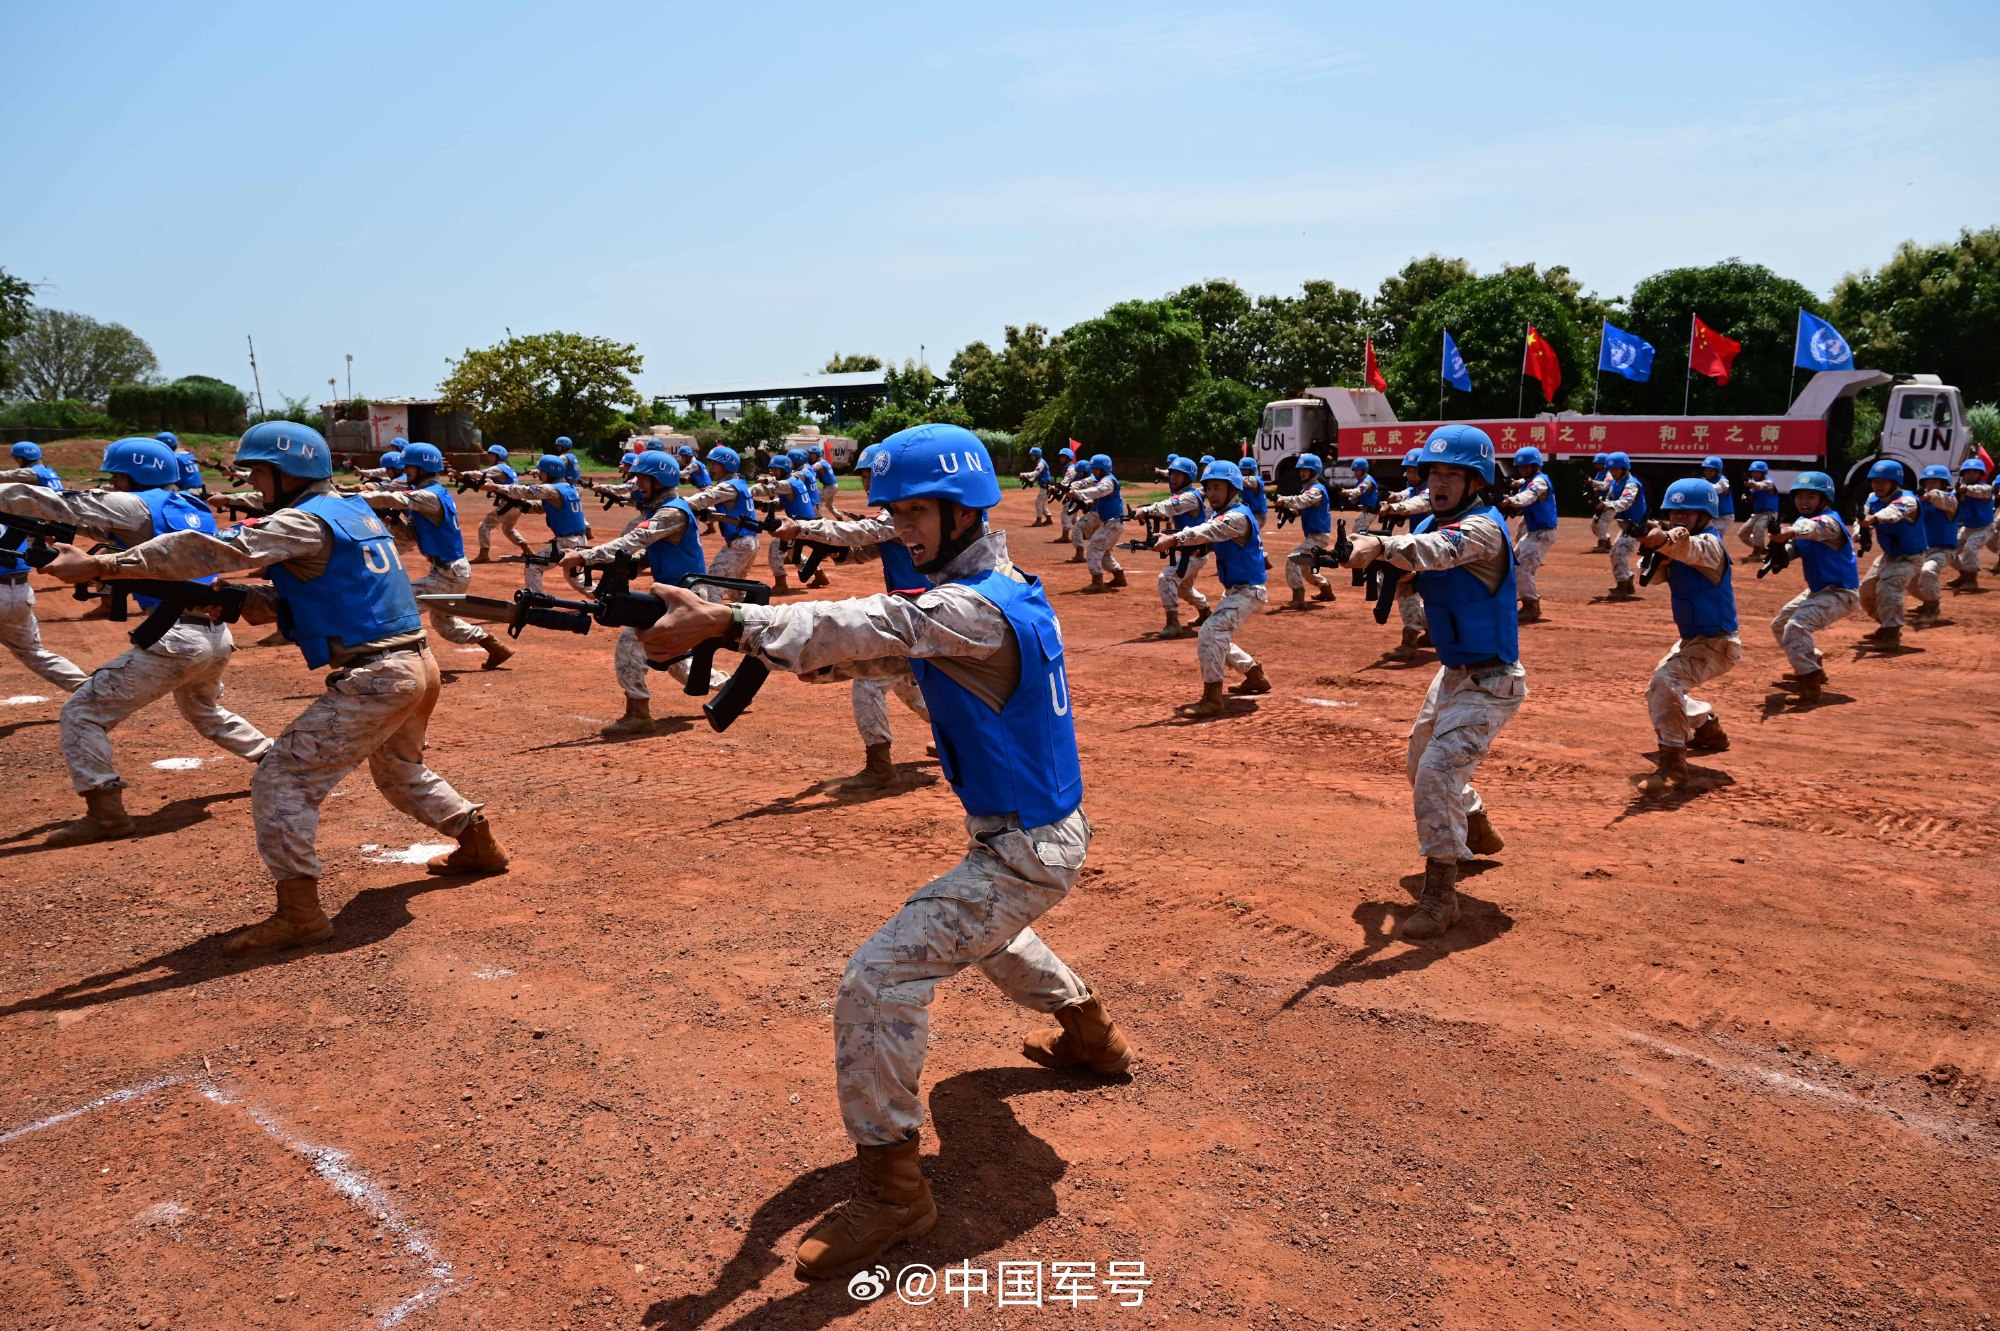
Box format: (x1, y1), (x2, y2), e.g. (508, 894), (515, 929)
(635, 423), (1133, 1280)
(1150, 458), (1272, 712)
(1338, 455), (1381, 534)
(555, 436), (581, 485)
(683, 445), (763, 582)
(1061, 446), (1094, 556)
(1950, 456), (1995, 590)
(1068, 453), (1128, 592)
(0, 443), (91, 691)
(1374, 446), (1435, 658)
(676, 442), (711, 490)
(1269, 452), (1338, 610)
(354, 439), (408, 485)
(1127, 454), (1211, 636)
(1018, 446), (1054, 527)
(36, 422), (507, 951)
(1629, 477), (1739, 793)
(1911, 464), (1957, 625)
(1596, 452), (1648, 599)
(1496, 446), (1558, 624)
(466, 452), (594, 595)
(1738, 459), (1782, 554)
(1854, 457), (1922, 646)
(1586, 451), (1615, 552)
(1339, 425), (1522, 940)
(809, 447), (840, 518)
(0, 438), (273, 845)
(470, 445), (535, 563)
(1700, 456), (1735, 522)
(5, 441), (66, 491)
(1768, 470), (1859, 703)
(755, 454), (827, 592)
(356, 443), (514, 671)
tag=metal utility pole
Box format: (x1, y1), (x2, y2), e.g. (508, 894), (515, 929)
(345, 354), (353, 400)
(246, 335), (267, 416)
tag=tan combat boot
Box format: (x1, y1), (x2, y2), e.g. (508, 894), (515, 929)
(841, 742), (896, 790)
(1464, 809), (1505, 856)
(1065, 550), (1087, 564)
(1108, 568), (1128, 588)
(1022, 993), (1133, 1074)
(1397, 860), (1461, 941)
(481, 637), (515, 670)
(1947, 569), (1977, 591)
(794, 1136), (938, 1280)
(1689, 716), (1729, 752)
(1271, 586), (1308, 613)
(771, 572), (791, 593)
(1518, 597), (1542, 623)
(1228, 664), (1272, 695)
(472, 551), (493, 565)
(224, 878), (334, 955)
(601, 697), (655, 738)
(1312, 581), (1336, 602)
(1862, 625), (1901, 646)
(808, 569), (831, 589)
(1386, 627), (1421, 662)
(1193, 604), (1212, 626)
(1794, 668), (1826, 704)
(1080, 572), (1107, 593)
(1188, 680), (1228, 719)
(1609, 578), (1638, 600)
(1911, 600), (1941, 626)
(1633, 746), (1690, 794)
(426, 812), (509, 875)
(45, 786), (136, 847)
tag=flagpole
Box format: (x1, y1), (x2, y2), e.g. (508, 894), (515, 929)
(1438, 327), (1447, 421)
(1516, 321), (1527, 419)
(1683, 311), (1696, 415)
(1787, 310), (1800, 410)
(1593, 317), (1604, 415)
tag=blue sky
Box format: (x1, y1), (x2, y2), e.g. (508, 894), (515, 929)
(5, 0), (1997, 408)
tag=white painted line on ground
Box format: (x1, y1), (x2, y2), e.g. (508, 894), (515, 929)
(472, 967), (515, 980)
(362, 843), (456, 865)
(2, 694), (50, 706)
(151, 757), (204, 771)
(1299, 697), (1355, 708)
(0, 1074), (190, 1146)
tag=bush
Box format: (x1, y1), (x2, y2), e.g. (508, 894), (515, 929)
(0, 397), (117, 434)
(108, 375), (249, 433)
(1968, 402), (2000, 453)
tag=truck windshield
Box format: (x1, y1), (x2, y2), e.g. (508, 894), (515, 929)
(1271, 407), (1294, 429)
(1899, 394), (1937, 421)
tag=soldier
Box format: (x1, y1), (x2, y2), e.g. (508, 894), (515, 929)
(1377, 447), (1434, 661)
(357, 443), (514, 671)
(470, 453), (593, 595)
(1338, 457), (1380, 534)
(634, 423), (1131, 1280)
(682, 446), (763, 582)
(1339, 425), (1521, 941)
(0, 444), (90, 692)
(1269, 453), (1337, 610)
(677, 442), (711, 490)
(1053, 446), (1079, 543)
(1068, 453), (1128, 592)
(1019, 446), (1052, 526)
(1768, 471), (1859, 704)
(1949, 457), (1993, 591)
(1127, 455), (1210, 636)
(759, 454), (825, 592)
(1494, 445), (1556, 624)
(555, 436), (582, 485)
(1911, 464), (1957, 626)
(1737, 459), (1782, 554)
(470, 445), (535, 563)
(1150, 459), (1271, 714)
(811, 450), (840, 517)
(1630, 478), (1738, 793)
(1064, 447), (1097, 563)
(1, 438), (272, 845)
(38, 422), (508, 951)
(1596, 452), (1648, 599)
(353, 443), (405, 485)
(1586, 451), (1614, 552)
(1701, 456), (1735, 526)
(1854, 458), (1922, 647)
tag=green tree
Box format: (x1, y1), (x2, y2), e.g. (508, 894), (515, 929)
(809, 352), (885, 417)
(439, 331), (642, 447)
(726, 400), (805, 452)
(1385, 271), (1589, 419)
(1238, 280), (1369, 397)
(1163, 377), (1263, 458)
(1502, 262), (1614, 333)
(1369, 255), (1474, 359)
(1168, 280), (1255, 384)
(0, 266), (34, 396)
(1049, 299), (1207, 453)
(9, 308), (158, 402)
(1615, 260), (1827, 415)
(1832, 227), (2000, 406)
(947, 323), (1062, 431)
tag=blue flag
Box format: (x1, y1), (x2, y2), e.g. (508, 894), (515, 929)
(1598, 322), (1655, 383)
(1441, 329), (1472, 392)
(1794, 309), (1854, 371)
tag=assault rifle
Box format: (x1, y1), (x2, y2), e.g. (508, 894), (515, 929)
(419, 557), (771, 731)
(74, 578), (255, 648)
(450, 470), (541, 517)
(1855, 515), (1874, 556)
(592, 483), (635, 512)
(1119, 512), (1198, 577)
(1619, 518), (1668, 587)
(1756, 531), (1795, 579)
(0, 512), (81, 568)
(1351, 510), (1404, 586)
(523, 543), (596, 591)
(1300, 520), (1400, 624)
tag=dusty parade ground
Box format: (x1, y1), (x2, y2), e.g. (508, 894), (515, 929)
(1, 484), (1997, 1331)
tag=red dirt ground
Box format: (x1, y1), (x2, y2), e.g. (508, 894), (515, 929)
(1, 487), (1996, 1331)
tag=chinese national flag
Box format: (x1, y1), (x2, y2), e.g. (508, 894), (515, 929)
(1522, 325), (1561, 402)
(1690, 316), (1741, 385)
(1364, 338), (1387, 393)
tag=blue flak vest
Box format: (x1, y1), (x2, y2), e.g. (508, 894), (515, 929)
(412, 481), (465, 562)
(1796, 514), (1860, 592)
(122, 488), (221, 612)
(1354, 476), (1380, 512)
(781, 476), (817, 521)
(269, 493), (423, 669)
(1919, 495), (1957, 550)
(1958, 487), (1995, 529)
(562, 453), (581, 483)
(1751, 482), (1781, 513)
(544, 482), (588, 536)
(1170, 488), (1205, 533)
(1707, 477), (1736, 517)
(1666, 541), (1738, 639)
(1520, 477), (1559, 531)
(1240, 477), (1268, 520)
(1868, 491), (1924, 557)
(1412, 504), (1519, 667)
(879, 539), (926, 594)
(1212, 503), (1265, 588)
(492, 462), (518, 484)
(797, 470), (821, 509)
(908, 568), (1083, 829)
(1612, 474), (1647, 523)
(644, 496), (706, 585)
(716, 477), (761, 539)
(32, 464), (64, 492)
(684, 460), (711, 489)
(814, 461), (836, 490)
(1091, 475), (1123, 522)
(1299, 481), (1332, 534)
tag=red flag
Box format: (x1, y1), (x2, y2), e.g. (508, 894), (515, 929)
(1522, 325), (1561, 403)
(1364, 338), (1387, 393)
(1690, 315), (1741, 385)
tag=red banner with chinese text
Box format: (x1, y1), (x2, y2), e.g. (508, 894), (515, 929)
(1340, 416), (1826, 462)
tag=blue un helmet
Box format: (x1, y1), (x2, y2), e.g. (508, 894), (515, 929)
(1702, 455), (1726, 473)
(705, 445), (742, 474)
(1419, 424), (1497, 484)
(555, 436), (574, 452)
(1199, 454), (1215, 468)
(1868, 458), (1907, 483)
(11, 441), (42, 463)
(1791, 471), (1837, 500)
(620, 452), (639, 469)
(1202, 459), (1244, 488)
(1661, 477), (1720, 517)
(676, 442), (696, 459)
(401, 442), (446, 475)
(156, 431), (180, 448)
(1514, 446), (1544, 467)
(1167, 456), (1199, 481)
(1401, 447), (1424, 468)
(535, 453), (567, 480)
(1920, 464), (1953, 483)
(867, 423), (1002, 509)
(1089, 452), (1113, 473)
(1237, 456), (1259, 475)
(641, 437), (668, 453)
(101, 437), (180, 488)
(486, 444), (508, 461)
(768, 454), (793, 474)
(1592, 452), (1610, 468)
(380, 450), (405, 469)
(1296, 452), (1323, 474)
(1748, 459), (1770, 474)
(1351, 457), (1370, 474)
(177, 453), (202, 488)
(1058, 446), (1075, 461)
(630, 452), (681, 487)
(1605, 451), (1632, 471)
(235, 421), (332, 479)
(1028, 446), (1042, 458)
(787, 448), (809, 466)
(1960, 456), (1989, 475)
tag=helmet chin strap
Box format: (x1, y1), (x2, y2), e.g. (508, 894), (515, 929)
(917, 500), (986, 574)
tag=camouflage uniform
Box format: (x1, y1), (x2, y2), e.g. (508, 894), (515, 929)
(1129, 488), (1212, 617)
(474, 461), (535, 559)
(1953, 480), (1994, 572)
(1643, 528), (1740, 748)
(360, 488), (501, 650)
(0, 483), (270, 792)
(1273, 481), (1335, 593)
(1162, 506), (1264, 683)
(1856, 492), (1920, 628)
(1602, 475), (1644, 583)
(788, 512), (934, 743)
(86, 492), (483, 881)
(0, 580), (89, 691)
(1499, 473), (1557, 603)
(1915, 488), (1958, 603)
(571, 492), (729, 701)
(1374, 512), (1527, 861)
(683, 479), (761, 581)
(642, 531), (1090, 1146)
(1769, 514), (1861, 673)
(1737, 478), (1780, 553)
(484, 480), (592, 594)
(1380, 491), (1433, 632)
(1068, 474), (1124, 576)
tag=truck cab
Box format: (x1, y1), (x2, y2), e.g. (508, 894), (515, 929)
(1842, 376), (1971, 494)
(1248, 397), (1358, 494)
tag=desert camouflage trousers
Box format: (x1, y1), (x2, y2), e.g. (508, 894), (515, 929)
(1085, 518), (1125, 575)
(1770, 585), (1859, 674)
(523, 534), (592, 595)
(1859, 553), (1920, 628)
(1736, 512), (1777, 552)
(1198, 584), (1264, 683)
(1407, 662), (1527, 862)
(1610, 532), (1640, 584)
(1156, 551), (1211, 615)
(852, 671), (929, 747)
(0, 579), (88, 692)
(1916, 547), (1955, 604)
(1396, 578), (1427, 630)
(477, 506), (532, 556)
(1956, 525), (1995, 572)
(1284, 531), (1333, 591)
(60, 621), (270, 793)
(1513, 527), (1556, 602)
(1647, 633), (1740, 748)
(834, 808), (1092, 1146)
(410, 559), (495, 648)
(707, 534), (759, 583)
